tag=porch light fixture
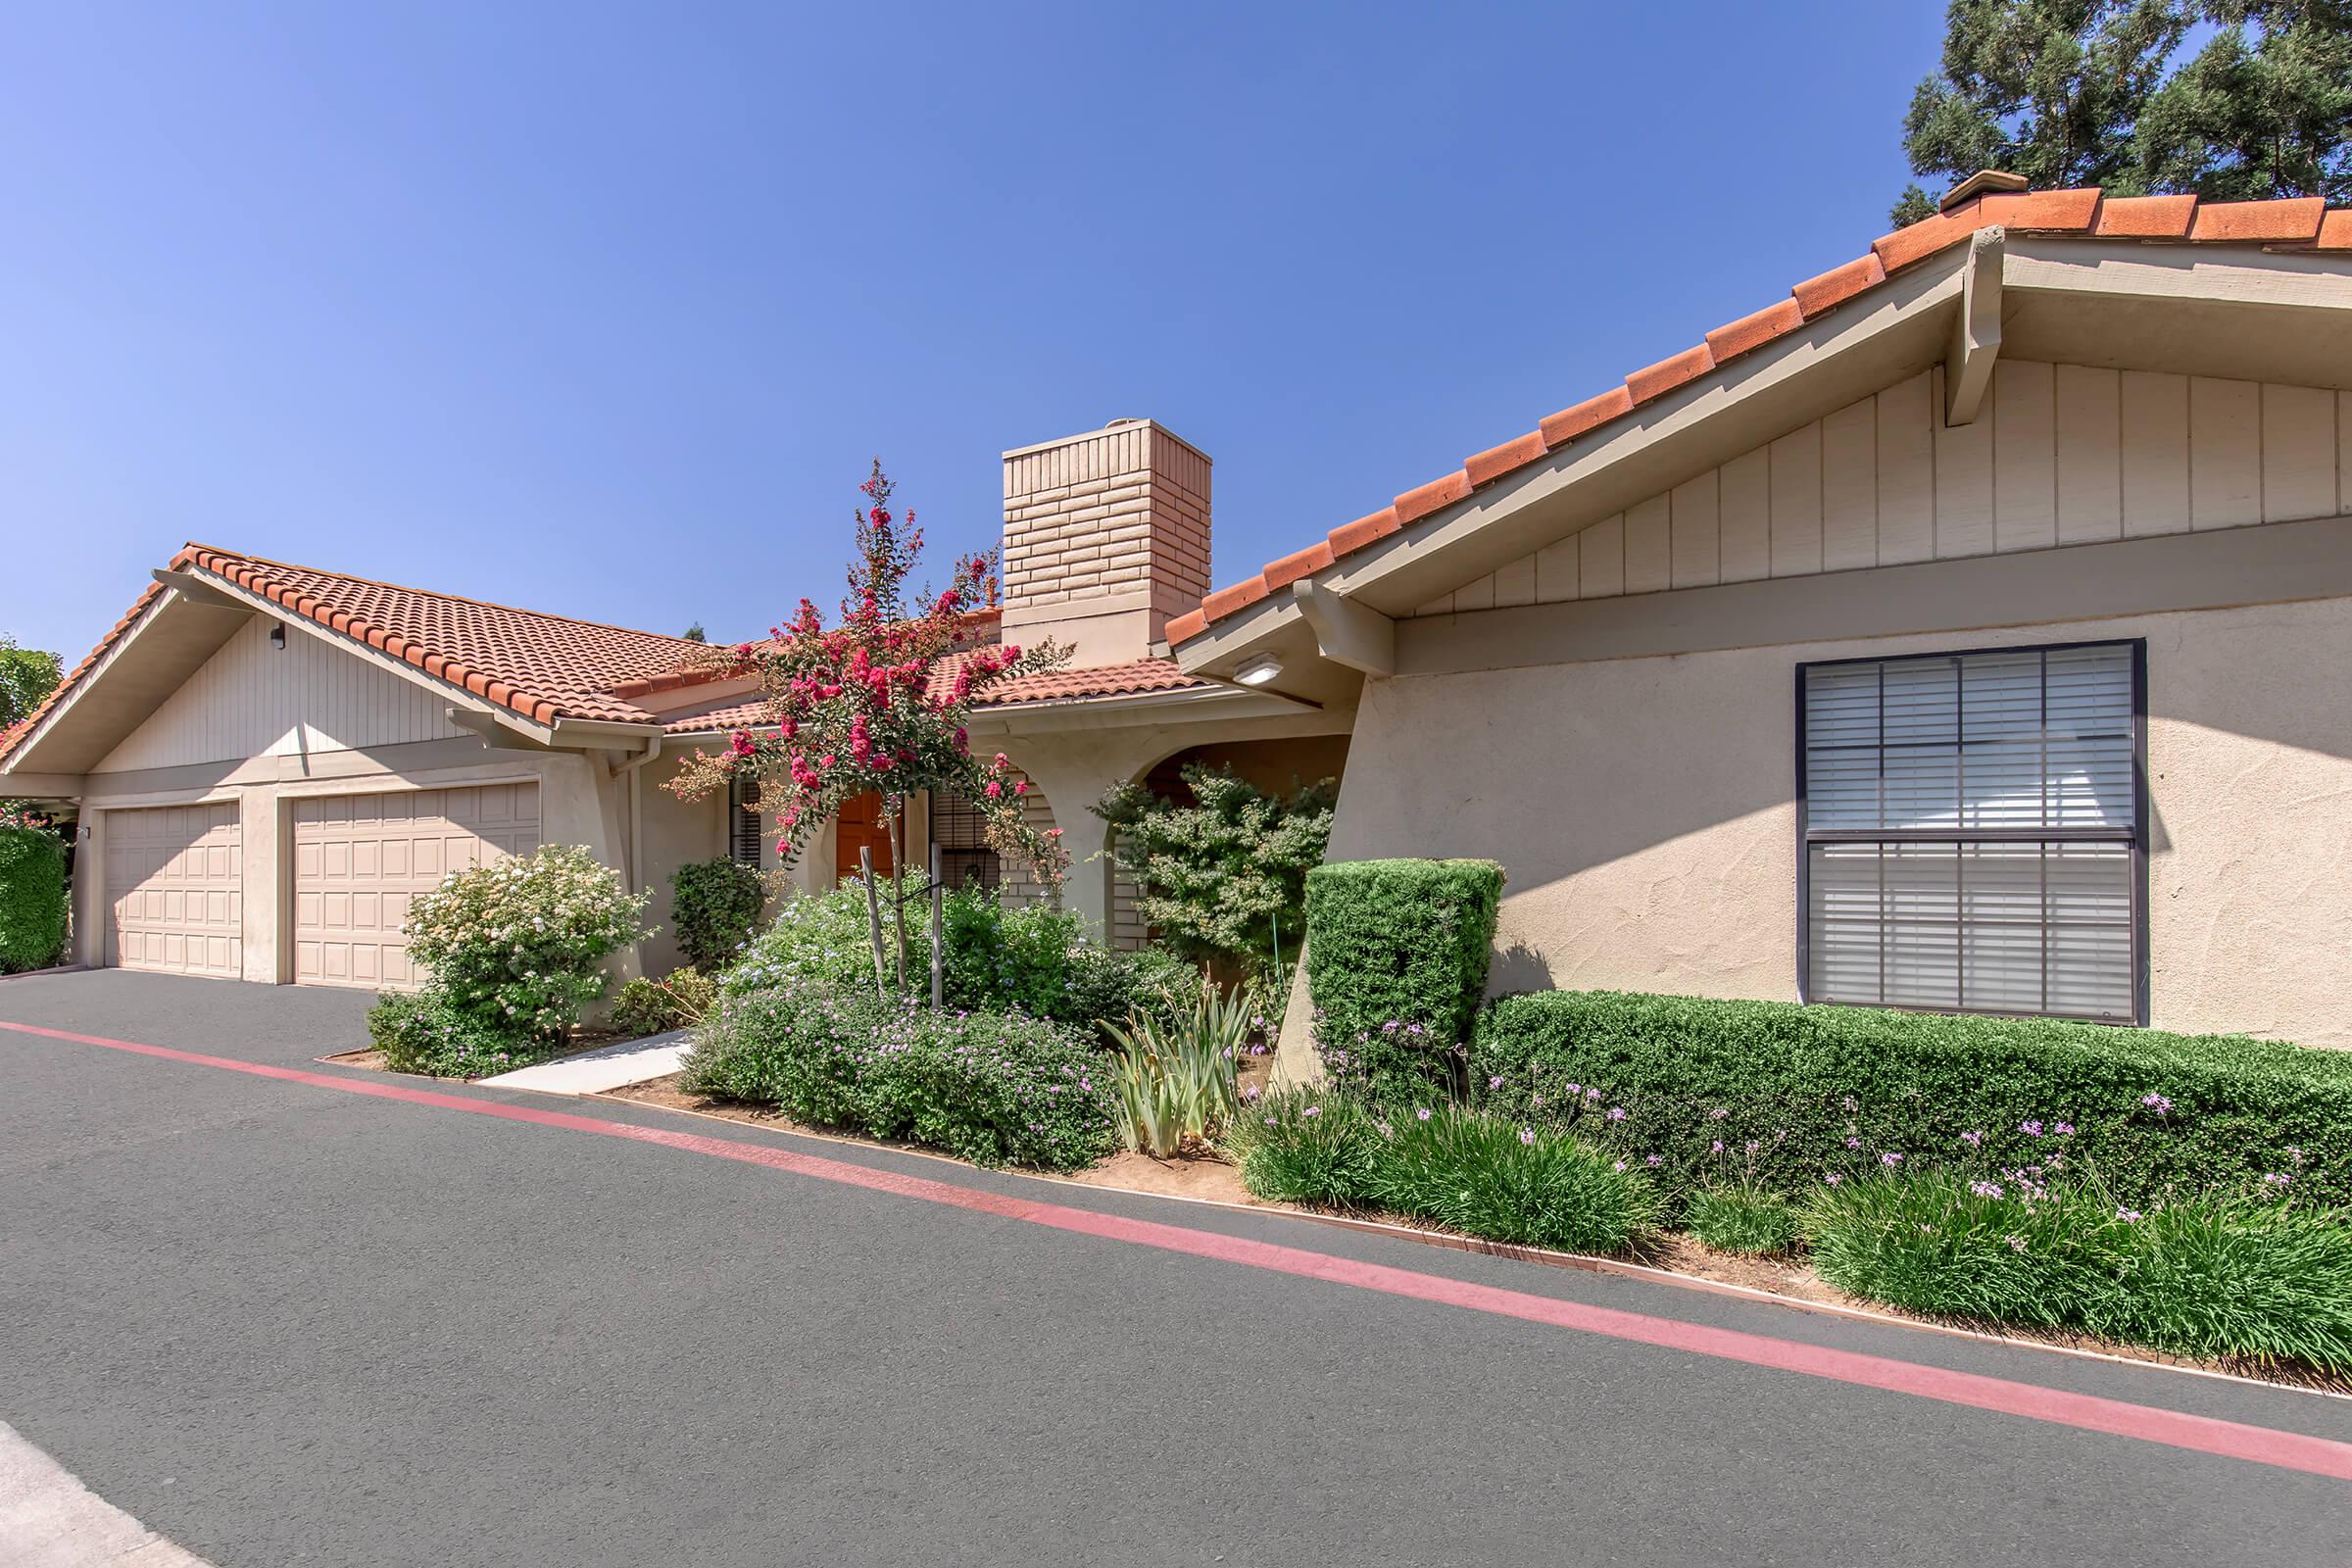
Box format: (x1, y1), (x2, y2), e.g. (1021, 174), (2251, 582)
(1233, 653), (1283, 687)
(269, 623), (287, 651)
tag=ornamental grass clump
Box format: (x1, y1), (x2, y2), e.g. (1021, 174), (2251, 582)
(1687, 1183), (1800, 1256)
(1102, 983), (1249, 1157)
(1224, 1089), (1386, 1206)
(401, 844), (650, 1041)
(1369, 1103), (1662, 1254)
(1801, 1168), (2352, 1370)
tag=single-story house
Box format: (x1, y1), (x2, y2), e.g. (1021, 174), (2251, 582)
(6, 173), (2350, 1056)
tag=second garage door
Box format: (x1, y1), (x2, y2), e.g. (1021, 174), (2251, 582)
(293, 783), (541, 990)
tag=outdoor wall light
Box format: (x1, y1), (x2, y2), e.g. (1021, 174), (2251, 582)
(270, 623), (287, 651)
(1233, 653), (1283, 687)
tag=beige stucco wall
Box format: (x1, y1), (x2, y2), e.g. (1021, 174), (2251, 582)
(1328, 592), (2352, 1048)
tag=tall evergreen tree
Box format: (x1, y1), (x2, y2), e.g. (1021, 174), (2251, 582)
(1891, 0), (2350, 223)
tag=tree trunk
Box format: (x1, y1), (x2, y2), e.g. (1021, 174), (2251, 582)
(929, 843), (945, 1008)
(858, 846), (888, 1001)
(885, 800), (908, 994)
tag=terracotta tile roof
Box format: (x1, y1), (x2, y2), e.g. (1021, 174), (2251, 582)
(171, 546), (713, 726)
(0, 548), (717, 769)
(663, 658), (1211, 735)
(1164, 185), (2352, 648)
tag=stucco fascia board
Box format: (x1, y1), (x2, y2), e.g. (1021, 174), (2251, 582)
(1177, 256), (1971, 676)
(0, 773), (85, 799)
(175, 563), (564, 748)
(545, 715), (663, 747)
(1397, 513), (2352, 676)
(2003, 238), (2352, 312)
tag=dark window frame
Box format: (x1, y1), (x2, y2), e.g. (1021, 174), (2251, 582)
(1794, 637), (2150, 1026)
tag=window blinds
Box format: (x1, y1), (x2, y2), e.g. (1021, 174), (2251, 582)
(1801, 643), (2139, 1021)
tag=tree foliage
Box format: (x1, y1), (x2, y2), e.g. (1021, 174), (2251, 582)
(666, 462), (1070, 995)
(1892, 0), (2351, 224)
(0, 633), (63, 732)
(1093, 763), (1335, 977)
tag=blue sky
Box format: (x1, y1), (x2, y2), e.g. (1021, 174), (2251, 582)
(2, 2), (1943, 663)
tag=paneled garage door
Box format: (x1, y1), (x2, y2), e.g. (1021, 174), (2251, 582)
(108, 802), (244, 978)
(293, 783), (541, 990)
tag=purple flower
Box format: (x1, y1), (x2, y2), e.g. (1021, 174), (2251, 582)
(1302, 1105), (1321, 1119)
(2052, 1121), (2075, 1136)
(2116, 1207), (2143, 1222)
(2262, 1172), (2290, 1188)
(1970, 1180), (2004, 1199)
(2019, 1120), (2043, 1137)
(1645, 1153), (1663, 1167)
(1519, 1127), (1536, 1146)
(1416, 1107), (1432, 1122)
(1606, 1106), (1627, 1122)
(2005, 1235), (2027, 1252)
(1709, 1106), (1729, 1120)
(1824, 1172), (1843, 1186)
(1881, 1152), (1904, 1167)
(1711, 1140), (1725, 1153)
(1613, 1159), (1628, 1173)
(1488, 1075), (1504, 1090)
(2140, 1092), (2173, 1115)
(1959, 1130), (1984, 1148)
(1845, 1136), (1862, 1150)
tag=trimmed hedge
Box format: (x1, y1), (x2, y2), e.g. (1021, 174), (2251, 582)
(669, 858), (767, 971)
(681, 979), (1118, 1169)
(1305, 858), (1502, 1098)
(0, 825), (68, 974)
(1471, 990), (2352, 1211)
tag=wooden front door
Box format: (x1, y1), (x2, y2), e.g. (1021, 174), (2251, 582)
(835, 793), (897, 883)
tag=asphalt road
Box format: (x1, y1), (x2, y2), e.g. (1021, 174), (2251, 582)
(2, 970), (2346, 1567)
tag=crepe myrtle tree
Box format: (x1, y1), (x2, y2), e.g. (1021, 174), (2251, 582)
(667, 462), (1071, 997)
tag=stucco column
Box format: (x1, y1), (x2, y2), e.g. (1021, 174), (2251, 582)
(74, 811), (108, 968)
(542, 751), (644, 990)
(238, 784), (283, 982)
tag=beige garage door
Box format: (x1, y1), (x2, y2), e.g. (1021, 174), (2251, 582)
(108, 802), (244, 978)
(293, 783), (541, 990)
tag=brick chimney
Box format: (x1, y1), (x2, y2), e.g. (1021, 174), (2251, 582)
(1000, 419), (1210, 665)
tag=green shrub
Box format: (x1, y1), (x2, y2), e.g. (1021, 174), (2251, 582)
(1687, 1183), (1800, 1255)
(718, 877), (911, 997)
(1223, 1089), (1387, 1206)
(368, 991), (565, 1079)
(1801, 1171), (2352, 1370)
(1369, 1103), (1662, 1253)
(1472, 990), (2352, 1212)
(1228, 1090), (1659, 1253)
(402, 845), (650, 1041)
(1093, 762), (1335, 976)
(0, 822), (68, 974)
(669, 858), (767, 971)
(1304, 858), (1502, 1099)
(681, 980), (1117, 1169)
(725, 878), (1193, 1037)
(611, 966), (717, 1037)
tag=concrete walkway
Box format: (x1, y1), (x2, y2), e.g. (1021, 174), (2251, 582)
(476, 1030), (691, 1095)
(0, 1420), (215, 1567)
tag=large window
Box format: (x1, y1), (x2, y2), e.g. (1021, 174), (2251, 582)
(928, 788), (1001, 891)
(1798, 640), (2145, 1023)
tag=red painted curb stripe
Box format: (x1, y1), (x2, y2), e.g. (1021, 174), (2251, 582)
(10, 1017), (2351, 1481)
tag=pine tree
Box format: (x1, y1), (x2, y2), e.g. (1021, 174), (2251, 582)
(1891, 0), (2350, 223)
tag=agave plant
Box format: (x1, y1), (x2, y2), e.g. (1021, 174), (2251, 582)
(1102, 982), (1251, 1157)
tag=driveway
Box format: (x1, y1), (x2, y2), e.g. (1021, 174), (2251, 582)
(2, 970), (2347, 1567)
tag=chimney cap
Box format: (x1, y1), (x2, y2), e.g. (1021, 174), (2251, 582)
(1940, 170), (2029, 212)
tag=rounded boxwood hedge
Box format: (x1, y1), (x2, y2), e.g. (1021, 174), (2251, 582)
(0, 824), (68, 974)
(1471, 990), (2352, 1212)
(1304, 858), (1502, 1098)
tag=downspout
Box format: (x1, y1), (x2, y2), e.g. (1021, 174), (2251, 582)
(611, 737), (665, 896)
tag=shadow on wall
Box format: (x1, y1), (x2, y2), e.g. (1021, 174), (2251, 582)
(1488, 938), (1554, 998)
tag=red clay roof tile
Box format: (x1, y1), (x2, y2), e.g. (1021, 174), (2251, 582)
(1463, 430), (1546, 488)
(1703, 299), (1805, 365)
(1261, 540), (1335, 591)
(1327, 507), (1401, 557)
(2188, 195), (2326, 242)
(1625, 343), (1715, 404)
(2092, 194), (2197, 237)
(1540, 386), (1635, 448)
(2318, 210), (2352, 251)
(1977, 186), (2103, 229)
(1870, 199), (1982, 272)
(1791, 254), (1886, 319)
(1394, 469), (1473, 525)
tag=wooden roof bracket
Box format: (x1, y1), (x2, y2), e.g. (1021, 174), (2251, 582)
(1944, 225), (2005, 427)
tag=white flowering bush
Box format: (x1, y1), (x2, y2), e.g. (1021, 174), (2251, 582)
(402, 844), (650, 1041)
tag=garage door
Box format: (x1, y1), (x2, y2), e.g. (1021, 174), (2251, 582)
(108, 802), (244, 978)
(293, 783), (541, 990)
